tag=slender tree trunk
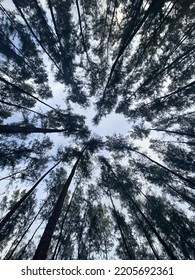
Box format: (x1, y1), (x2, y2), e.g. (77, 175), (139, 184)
(142, 187), (195, 255)
(0, 168), (28, 182)
(0, 25), (41, 77)
(0, 124), (67, 134)
(106, 0), (118, 56)
(5, 201), (47, 260)
(149, 128), (195, 138)
(132, 182), (195, 250)
(33, 147), (87, 260)
(133, 208), (160, 259)
(126, 1), (178, 102)
(51, 180), (81, 260)
(135, 45), (195, 94)
(18, 220), (44, 259)
(138, 80), (195, 107)
(132, 149), (195, 189)
(100, 0), (161, 102)
(77, 208), (88, 260)
(102, 159), (177, 259)
(165, 182), (195, 208)
(0, 76), (60, 113)
(0, 99), (47, 118)
(75, 0), (91, 63)
(127, 195), (177, 259)
(47, 0), (64, 56)
(158, 140), (195, 146)
(109, 191), (134, 259)
(0, 160), (61, 231)
(12, 0), (62, 73)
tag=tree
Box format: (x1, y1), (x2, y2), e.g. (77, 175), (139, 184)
(0, 189), (36, 259)
(33, 137), (104, 259)
(0, 159), (61, 232)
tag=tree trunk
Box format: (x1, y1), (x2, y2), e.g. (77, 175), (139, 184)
(127, 195), (177, 259)
(165, 182), (195, 208)
(136, 45), (195, 94)
(103, 159), (177, 259)
(0, 76), (59, 113)
(33, 147), (87, 260)
(138, 80), (195, 107)
(109, 191), (134, 259)
(149, 128), (195, 138)
(96, 0), (158, 118)
(75, 0), (91, 63)
(47, 0), (64, 56)
(0, 160), (61, 231)
(5, 201), (47, 260)
(51, 181), (80, 260)
(0, 124), (67, 134)
(12, 0), (61, 73)
(0, 99), (47, 118)
(132, 149), (195, 189)
(18, 220), (44, 259)
(0, 168), (28, 182)
(133, 208), (160, 259)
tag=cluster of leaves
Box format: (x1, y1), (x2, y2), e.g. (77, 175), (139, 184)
(0, 0), (194, 259)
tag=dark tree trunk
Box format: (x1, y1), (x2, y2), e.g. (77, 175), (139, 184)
(5, 201), (47, 260)
(135, 45), (195, 94)
(0, 160), (61, 231)
(127, 196), (178, 259)
(33, 147), (87, 260)
(51, 182), (80, 260)
(47, 0), (64, 56)
(149, 128), (195, 138)
(0, 76), (59, 113)
(75, 0), (91, 62)
(132, 149), (195, 189)
(12, 0), (61, 72)
(0, 124), (66, 134)
(96, 0), (159, 118)
(103, 159), (178, 259)
(109, 191), (134, 259)
(0, 99), (47, 118)
(165, 182), (195, 208)
(133, 208), (160, 259)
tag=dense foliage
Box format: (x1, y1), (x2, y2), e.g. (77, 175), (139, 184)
(0, 0), (194, 259)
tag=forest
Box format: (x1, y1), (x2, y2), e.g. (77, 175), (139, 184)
(0, 0), (194, 260)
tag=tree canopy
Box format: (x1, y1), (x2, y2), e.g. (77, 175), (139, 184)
(0, 0), (194, 260)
